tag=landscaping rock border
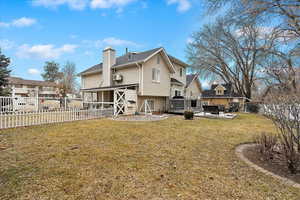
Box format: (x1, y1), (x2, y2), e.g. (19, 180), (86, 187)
(111, 114), (170, 122)
(235, 143), (300, 189)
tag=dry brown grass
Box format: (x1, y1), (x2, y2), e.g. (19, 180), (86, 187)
(0, 114), (299, 199)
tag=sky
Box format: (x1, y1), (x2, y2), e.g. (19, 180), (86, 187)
(0, 0), (210, 87)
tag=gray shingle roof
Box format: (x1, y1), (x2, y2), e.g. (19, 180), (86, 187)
(7, 77), (58, 87)
(171, 78), (184, 86)
(202, 83), (244, 98)
(79, 47), (188, 76)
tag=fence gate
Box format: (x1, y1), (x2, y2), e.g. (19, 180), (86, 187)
(114, 88), (127, 116)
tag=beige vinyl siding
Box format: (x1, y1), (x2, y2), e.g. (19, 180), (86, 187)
(81, 73), (103, 89)
(171, 63), (186, 85)
(142, 54), (171, 97)
(137, 96), (167, 112)
(114, 66), (139, 85)
(186, 80), (201, 99)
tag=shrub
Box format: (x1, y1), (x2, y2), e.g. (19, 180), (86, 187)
(263, 94), (300, 174)
(254, 132), (278, 159)
(184, 110), (194, 120)
(246, 103), (260, 113)
(229, 102), (239, 112)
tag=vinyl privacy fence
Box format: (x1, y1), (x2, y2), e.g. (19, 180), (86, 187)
(0, 108), (113, 129)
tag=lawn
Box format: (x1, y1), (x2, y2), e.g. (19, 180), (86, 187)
(0, 114), (299, 199)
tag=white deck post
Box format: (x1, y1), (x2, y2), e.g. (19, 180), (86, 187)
(102, 91), (104, 109)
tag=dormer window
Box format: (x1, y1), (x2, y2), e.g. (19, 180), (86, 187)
(216, 89), (223, 95)
(214, 84), (226, 95)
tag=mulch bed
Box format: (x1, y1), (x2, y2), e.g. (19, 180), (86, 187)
(243, 145), (300, 184)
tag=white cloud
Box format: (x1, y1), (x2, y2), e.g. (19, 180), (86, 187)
(70, 34), (78, 39)
(12, 17), (37, 27)
(0, 17), (37, 28)
(90, 0), (137, 9)
(16, 44), (78, 59)
(201, 79), (210, 89)
(32, 0), (88, 10)
(32, 0), (136, 10)
(102, 37), (138, 47)
(0, 22), (10, 28)
(0, 39), (15, 50)
(186, 37), (193, 44)
(28, 68), (40, 75)
(167, 0), (191, 12)
(84, 50), (93, 55)
(82, 37), (139, 48)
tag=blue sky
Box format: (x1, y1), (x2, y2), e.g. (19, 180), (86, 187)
(0, 0), (208, 83)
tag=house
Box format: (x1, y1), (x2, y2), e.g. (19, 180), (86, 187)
(201, 83), (245, 109)
(185, 74), (202, 99)
(79, 47), (201, 115)
(7, 77), (59, 98)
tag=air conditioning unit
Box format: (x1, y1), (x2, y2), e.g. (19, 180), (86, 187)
(113, 74), (123, 82)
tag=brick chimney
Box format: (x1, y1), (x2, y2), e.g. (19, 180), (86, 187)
(102, 47), (116, 87)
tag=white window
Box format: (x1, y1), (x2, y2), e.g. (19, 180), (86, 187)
(152, 68), (160, 82)
(175, 90), (181, 96)
(202, 101), (209, 105)
(180, 68), (184, 77)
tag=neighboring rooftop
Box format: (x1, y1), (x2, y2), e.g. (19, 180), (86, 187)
(7, 77), (58, 87)
(186, 74), (198, 87)
(202, 83), (244, 98)
(79, 47), (189, 76)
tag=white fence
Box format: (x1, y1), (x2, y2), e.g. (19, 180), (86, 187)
(0, 96), (84, 112)
(0, 108), (114, 129)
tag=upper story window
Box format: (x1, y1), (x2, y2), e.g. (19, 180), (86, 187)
(157, 55), (160, 64)
(180, 68), (184, 77)
(152, 68), (160, 82)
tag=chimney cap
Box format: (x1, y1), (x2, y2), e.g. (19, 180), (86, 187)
(103, 46), (115, 52)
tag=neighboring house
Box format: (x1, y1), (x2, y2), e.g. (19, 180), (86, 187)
(79, 47), (201, 114)
(201, 83), (245, 109)
(7, 77), (59, 97)
(185, 74), (202, 99)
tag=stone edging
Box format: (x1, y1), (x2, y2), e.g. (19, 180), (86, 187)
(235, 143), (300, 189)
(110, 115), (170, 122)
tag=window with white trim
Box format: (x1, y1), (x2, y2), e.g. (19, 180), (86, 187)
(152, 68), (160, 82)
(175, 90), (181, 96)
(180, 68), (184, 77)
(202, 101), (209, 105)
(216, 89), (223, 95)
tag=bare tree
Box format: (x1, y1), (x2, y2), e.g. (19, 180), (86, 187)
(59, 61), (77, 97)
(205, 0), (300, 38)
(187, 19), (278, 99)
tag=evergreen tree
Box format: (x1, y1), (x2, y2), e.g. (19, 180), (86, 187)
(0, 49), (11, 96)
(41, 61), (60, 82)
